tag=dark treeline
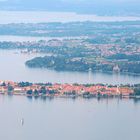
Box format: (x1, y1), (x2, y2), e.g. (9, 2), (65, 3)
(108, 54), (140, 61)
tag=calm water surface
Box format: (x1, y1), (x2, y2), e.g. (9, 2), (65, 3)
(0, 95), (140, 140)
(0, 11), (140, 140)
(0, 50), (140, 84)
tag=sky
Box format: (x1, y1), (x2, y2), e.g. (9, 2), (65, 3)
(0, 0), (140, 15)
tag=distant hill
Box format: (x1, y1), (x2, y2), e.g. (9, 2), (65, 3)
(0, 0), (140, 16)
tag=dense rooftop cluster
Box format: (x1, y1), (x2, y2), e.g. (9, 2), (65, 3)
(0, 21), (140, 74)
(0, 80), (138, 98)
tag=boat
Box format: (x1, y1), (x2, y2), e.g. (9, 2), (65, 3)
(21, 118), (24, 126)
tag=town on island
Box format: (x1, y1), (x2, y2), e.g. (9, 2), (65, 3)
(0, 80), (140, 99)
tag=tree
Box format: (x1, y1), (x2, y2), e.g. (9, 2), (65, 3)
(34, 89), (39, 95)
(18, 82), (32, 87)
(26, 90), (33, 95)
(1, 82), (6, 86)
(134, 88), (140, 96)
(39, 87), (47, 94)
(8, 85), (14, 92)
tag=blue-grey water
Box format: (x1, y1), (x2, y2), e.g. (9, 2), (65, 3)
(0, 95), (140, 140)
(0, 11), (140, 140)
(0, 50), (140, 84)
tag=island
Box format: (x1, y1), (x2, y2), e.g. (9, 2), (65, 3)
(0, 80), (140, 99)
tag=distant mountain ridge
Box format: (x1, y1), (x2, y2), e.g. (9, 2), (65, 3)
(0, 0), (140, 16)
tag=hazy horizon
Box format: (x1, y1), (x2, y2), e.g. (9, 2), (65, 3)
(0, 0), (140, 16)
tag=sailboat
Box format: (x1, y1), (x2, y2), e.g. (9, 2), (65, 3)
(21, 118), (24, 126)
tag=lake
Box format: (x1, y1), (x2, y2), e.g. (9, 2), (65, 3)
(0, 11), (140, 24)
(0, 95), (140, 140)
(0, 11), (140, 140)
(0, 50), (140, 84)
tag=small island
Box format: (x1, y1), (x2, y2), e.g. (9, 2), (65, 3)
(0, 80), (140, 99)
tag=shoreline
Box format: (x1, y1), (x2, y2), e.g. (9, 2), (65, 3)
(1, 92), (140, 100)
(25, 66), (140, 77)
(0, 80), (139, 99)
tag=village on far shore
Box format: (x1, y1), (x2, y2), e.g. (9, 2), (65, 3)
(0, 80), (140, 99)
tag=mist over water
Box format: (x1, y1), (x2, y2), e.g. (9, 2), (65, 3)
(0, 11), (140, 24)
(0, 0), (140, 15)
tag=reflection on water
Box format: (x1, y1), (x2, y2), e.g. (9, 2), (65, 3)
(0, 50), (140, 84)
(133, 98), (140, 105)
(0, 95), (140, 140)
(27, 95), (140, 105)
(27, 95), (55, 102)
